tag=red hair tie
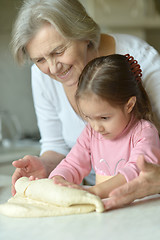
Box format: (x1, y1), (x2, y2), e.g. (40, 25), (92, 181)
(125, 54), (142, 82)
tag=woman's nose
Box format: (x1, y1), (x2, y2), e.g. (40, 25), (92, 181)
(47, 58), (61, 75)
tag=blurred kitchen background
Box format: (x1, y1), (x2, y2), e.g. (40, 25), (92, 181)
(0, 0), (160, 174)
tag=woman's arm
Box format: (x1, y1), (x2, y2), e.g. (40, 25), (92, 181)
(103, 155), (160, 210)
(31, 65), (71, 157)
(12, 150), (65, 195)
(40, 150), (65, 176)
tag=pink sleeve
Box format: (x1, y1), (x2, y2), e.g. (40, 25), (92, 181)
(48, 125), (92, 184)
(118, 124), (160, 182)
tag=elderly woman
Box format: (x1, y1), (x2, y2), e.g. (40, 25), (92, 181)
(12, 0), (160, 198)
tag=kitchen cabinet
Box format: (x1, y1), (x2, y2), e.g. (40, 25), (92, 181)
(80, 0), (160, 40)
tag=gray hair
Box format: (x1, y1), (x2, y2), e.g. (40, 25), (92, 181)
(11, 0), (100, 64)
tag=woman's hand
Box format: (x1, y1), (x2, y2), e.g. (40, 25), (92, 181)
(103, 155), (160, 210)
(12, 155), (47, 195)
(52, 176), (84, 190)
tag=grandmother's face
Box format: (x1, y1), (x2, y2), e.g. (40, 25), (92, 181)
(26, 23), (90, 87)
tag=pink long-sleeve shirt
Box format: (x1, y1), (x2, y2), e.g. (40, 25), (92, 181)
(49, 119), (160, 184)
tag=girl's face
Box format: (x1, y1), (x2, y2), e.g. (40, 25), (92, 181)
(79, 94), (134, 140)
(26, 23), (91, 87)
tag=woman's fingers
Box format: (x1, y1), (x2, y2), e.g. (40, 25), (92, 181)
(12, 157), (30, 169)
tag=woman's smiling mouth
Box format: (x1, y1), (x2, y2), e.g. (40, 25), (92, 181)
(57, 66), (72, 79)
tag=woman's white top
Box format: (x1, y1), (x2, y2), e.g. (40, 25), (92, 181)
(31, 33), (160, 156)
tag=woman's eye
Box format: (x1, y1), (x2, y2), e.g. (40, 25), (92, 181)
(55, 52), (62, 55)
(54, 47), (66, 55)
(36, 58), (45, 63)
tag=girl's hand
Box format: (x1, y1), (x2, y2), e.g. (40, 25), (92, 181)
(29, 176), (39, 181)
(52, 176), (84, 190)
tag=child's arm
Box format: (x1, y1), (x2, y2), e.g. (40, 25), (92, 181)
(51, 175), (84, 190)
(49, 126), (92, 184)
(88, 173), (127, 199)
(51, 174), (127, 199)
(103, 156), (160, 209)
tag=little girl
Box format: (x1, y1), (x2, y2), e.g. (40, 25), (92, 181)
(49, 54), (160, 199)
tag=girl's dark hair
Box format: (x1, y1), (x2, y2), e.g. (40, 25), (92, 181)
(76, 54), (159, 132)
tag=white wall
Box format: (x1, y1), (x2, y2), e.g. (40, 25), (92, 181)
(0, 0), (38, 137)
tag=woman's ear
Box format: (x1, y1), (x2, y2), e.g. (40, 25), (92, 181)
(126, 96), (136, 113)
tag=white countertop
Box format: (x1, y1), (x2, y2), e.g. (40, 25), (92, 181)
(0, 175), (160, 240)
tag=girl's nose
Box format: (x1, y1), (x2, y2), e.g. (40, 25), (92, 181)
(92, 122), (104, 133)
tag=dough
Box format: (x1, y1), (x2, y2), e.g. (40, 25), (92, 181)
(0, 177), (104, 218)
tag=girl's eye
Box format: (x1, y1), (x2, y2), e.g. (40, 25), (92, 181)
(101, 117), (109, 120)
(83, 115), (90, 120)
